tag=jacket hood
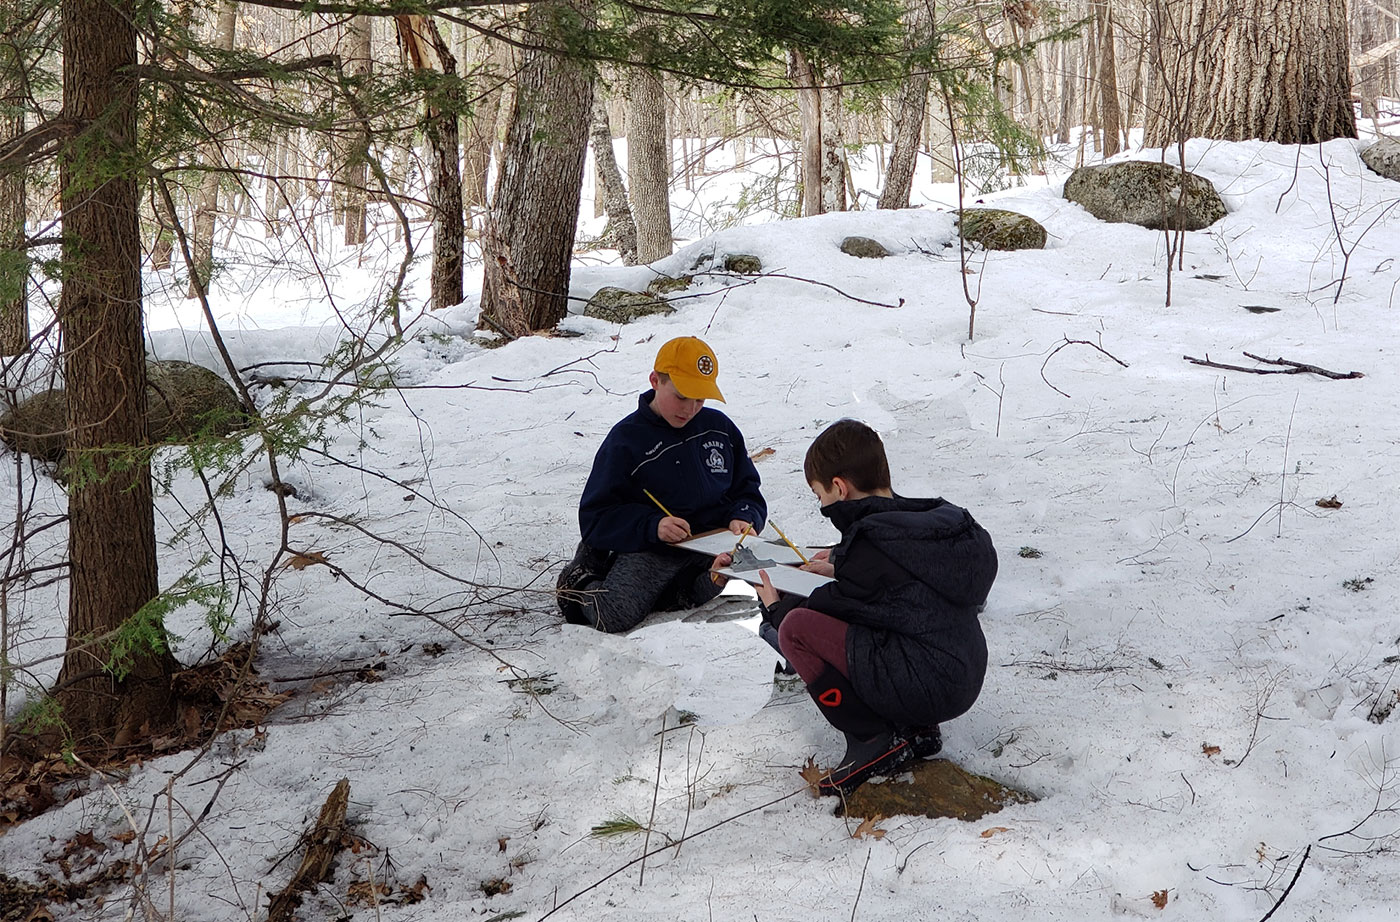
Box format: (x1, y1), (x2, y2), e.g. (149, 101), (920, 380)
(823, 494), (995, 607)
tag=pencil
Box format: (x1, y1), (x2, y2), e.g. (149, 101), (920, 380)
(643, 488), (675, 518)
(767, 519), (810, 564)
(735, 524), (754, 548)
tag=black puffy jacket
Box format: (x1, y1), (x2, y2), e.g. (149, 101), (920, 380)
(805, 494), (997, 725)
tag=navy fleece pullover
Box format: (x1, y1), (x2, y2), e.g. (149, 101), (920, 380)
(579, 391), (766, 552)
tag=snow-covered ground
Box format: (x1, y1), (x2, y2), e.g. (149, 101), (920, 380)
(4, 134), (1400, 921)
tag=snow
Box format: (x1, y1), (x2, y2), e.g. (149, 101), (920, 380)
(4, 134), (1400, 921)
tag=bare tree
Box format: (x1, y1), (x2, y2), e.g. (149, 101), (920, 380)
(342, 15), (372, 246)
(57, 0), (177, 749)
(481, 0), (595, 335)
(627, 53), (673, 262)
(187, 0), (239, 298)
(790, 47), (823, 216)
(591, 84), (638, 265)
(879, 1), (933, 210)
(1, 50), (27, 356)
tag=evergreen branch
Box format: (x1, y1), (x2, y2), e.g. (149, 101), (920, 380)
(128, 53), (343, 85)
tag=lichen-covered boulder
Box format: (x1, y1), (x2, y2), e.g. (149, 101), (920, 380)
(0, 359), (247, 463)
(956, 209), (1047, 250)
(722, 254), (763, 274)
(582, 287), (675, 324)
(1361, 137), (1400, 182)
(646, 274), (693, 295)
(836, 758), (1036, 821)
(1064, 161), (1226, 231)
(839, 236), (891, 258)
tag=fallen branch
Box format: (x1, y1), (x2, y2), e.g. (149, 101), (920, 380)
(1183, 352), (1363, 380)
(1257, 844), (1309, 922)
(1041, 336), (1130, 399)
(267, 778), (350, 922)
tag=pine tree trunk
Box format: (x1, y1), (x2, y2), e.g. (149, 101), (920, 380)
(591, 88), (637, 265)
(1, 78), (28, 356)
(342, 16), (371, 247)
(1096, 3), (1122, 158)
(1145, 0), (1356, 146)
(57, 0), (175, 750)
(481, 0), (595, 336)
(461, 33), (504, 216)
(188, 0), (238, 298)
(790, 48), (823, 216)
(627, 63), (673, 263)
(878, 3), (931, 210)
(397, 15), (464, 310)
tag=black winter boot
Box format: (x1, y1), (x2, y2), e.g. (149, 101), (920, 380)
(556, 543), (612, 624)
(805, 668), (913, 796)
(902, 725), (943, 759)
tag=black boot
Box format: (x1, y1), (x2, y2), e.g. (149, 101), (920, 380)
(805, 668), (913, 796)
(902, 725), (943, 759)
(556, 543), (612, 624)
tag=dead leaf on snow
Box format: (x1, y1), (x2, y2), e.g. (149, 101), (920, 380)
(799, 756), (826, 796)
(1151, 889), (1169, 909)
(1316, 495), (1343, 509)
(283, 551), (329, 570)
(852, 815), (887, 840)
(980, 826), (1010, 839)
(1201, 743), (1222, 758)
(750, 447), (776, 461)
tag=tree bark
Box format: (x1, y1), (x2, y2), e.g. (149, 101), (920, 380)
(790, 48), (823, 216)
(1096, 2), (1122, 158)
(878, 2), (932, 210)
(461, 34), (505, 216)
(627, 62), (673, 263)
(819, 64), (846, 212)
(1, 66), (28, 355)
(397, 14), (464, 311)
(481, 0), (595, 336)
(58, 0), (175, 750)
(1145, 0), (1356, 146)
(188, 0), (238, 298)
(590, 87), (637, 265)
(342, 16), (372, 246)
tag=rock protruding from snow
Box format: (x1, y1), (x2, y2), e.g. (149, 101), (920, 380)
(1361, 137), (1400, 182)
(836, 758), (1036, 821)
(839, 236), (891, 258)
(1064, 161), (1226, 231)
(956, 209), (1048, 250)
(0, 359), (247, 463)
(582, 286), (676, 324)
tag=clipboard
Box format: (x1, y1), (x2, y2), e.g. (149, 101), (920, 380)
(673, 528), (809, 566)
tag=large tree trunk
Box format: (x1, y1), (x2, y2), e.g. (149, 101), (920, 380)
(626, 63), (673, 263)
(819, 64), (846, 212)
(1095, 2), (1122, 158)
(188, 0), (238, 298)
(1145, 0), (1356, 146)
(878, 2), (932, 210)
(342, 16), (372, 247)
(58, 0), (175, 751)
(397, 15), (464, 311)
(481, 0), (595, 335)
(591, 87), (637, 265)
(1, 73), (27, 356)
(790, 48), (823, 217)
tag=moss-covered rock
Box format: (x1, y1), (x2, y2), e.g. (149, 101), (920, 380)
(956, 208), (1047, 250)
(582, 287), (676, 324)
(1064, 161), (1226, 231)
(839, 236), (891, 258)
(722, 254), (763, 274)
(836, 758), (1036, 821)
(0, 359), (247, 463)
(645, 274), (693, 295)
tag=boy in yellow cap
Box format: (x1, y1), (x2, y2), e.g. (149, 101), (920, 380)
(557, 336), (767, 632)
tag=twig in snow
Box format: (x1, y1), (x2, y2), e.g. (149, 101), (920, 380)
(1256, 845), (1309, 922)
(1182, 352), (1363, 379)
(1040, 336), (1130, 398)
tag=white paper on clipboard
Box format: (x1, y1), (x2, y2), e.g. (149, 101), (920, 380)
(718, 564), (832, 598)
(674, 529), (810, 566)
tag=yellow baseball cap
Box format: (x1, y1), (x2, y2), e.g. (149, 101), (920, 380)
(654, 336), (725, 402)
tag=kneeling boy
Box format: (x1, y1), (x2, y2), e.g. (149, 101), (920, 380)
(557, 337), (766, 632)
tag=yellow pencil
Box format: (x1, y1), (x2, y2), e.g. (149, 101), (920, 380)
(767, 519), (810, 564)
(735, 524), (754, 548)
(643, 488), (675, 518)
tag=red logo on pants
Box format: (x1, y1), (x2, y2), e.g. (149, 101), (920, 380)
(818, 688), (842, 707)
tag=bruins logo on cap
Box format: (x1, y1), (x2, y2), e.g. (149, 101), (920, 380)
(696, 355), (715, 376)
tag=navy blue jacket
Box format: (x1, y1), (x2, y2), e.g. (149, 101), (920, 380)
(806, 494), (997, 726)
(579, 391), (767, 552)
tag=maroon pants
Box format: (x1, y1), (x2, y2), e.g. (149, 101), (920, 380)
(777, 607), (850, 684)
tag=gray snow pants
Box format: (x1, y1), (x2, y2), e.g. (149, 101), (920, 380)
(572, 543), (721, 634)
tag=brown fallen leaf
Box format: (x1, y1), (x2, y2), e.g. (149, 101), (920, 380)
(852, 815), (887, 840)
(750, 447), (776, 461)
(1202, 743), (1222, 758)
(1315, 495), (1343, 509)
(1151, 889), (1169, 909)
(284, 551), (329, 570)
(980, 826), (1010, 839)
(799, 756), (825, 796)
